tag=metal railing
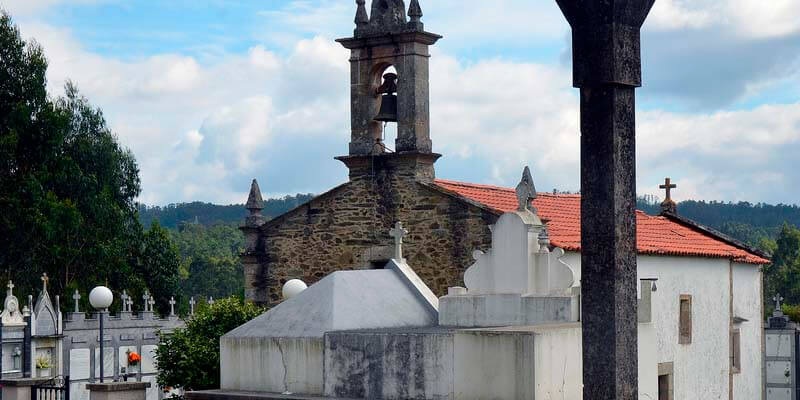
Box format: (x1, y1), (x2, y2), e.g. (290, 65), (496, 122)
(32, 375), (69, 400)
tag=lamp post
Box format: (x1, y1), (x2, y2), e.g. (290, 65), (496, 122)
(89, 286), (113, 383)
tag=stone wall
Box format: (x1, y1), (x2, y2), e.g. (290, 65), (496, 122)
(246, 153), (497, 306)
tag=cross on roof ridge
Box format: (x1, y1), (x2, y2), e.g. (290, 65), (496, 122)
(659, 177), (678, 215)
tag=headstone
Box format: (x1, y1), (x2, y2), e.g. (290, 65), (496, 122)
(118, 346), (137, 373)
(147, 298), (155, 314)
(555, 0), (655, 398)
(120, 291), (130, 312)
(142, 291), (151, 312)
(1, 281), (25, 326)
(69, 349), (91, 380)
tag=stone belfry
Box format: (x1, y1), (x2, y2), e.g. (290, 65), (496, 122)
(336, 0), (442, 181)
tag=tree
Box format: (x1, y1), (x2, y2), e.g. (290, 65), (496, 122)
(0, 12), (168, 304)
(155, 298), (263, 395)
(763, 224), (800, 311)
(137, 221), (182, 315)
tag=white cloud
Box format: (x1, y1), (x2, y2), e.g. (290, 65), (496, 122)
(646, 0), (800, 38)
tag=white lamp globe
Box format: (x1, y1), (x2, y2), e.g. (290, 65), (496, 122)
(89, 286), (113, 310)
(282, 279), (307, 300)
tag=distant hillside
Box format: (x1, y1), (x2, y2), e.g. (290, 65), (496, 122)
(138, 194), (315, 229)
(637, 197), (800, 248)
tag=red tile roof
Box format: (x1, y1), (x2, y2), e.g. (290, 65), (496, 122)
(434, 179), (769, 265)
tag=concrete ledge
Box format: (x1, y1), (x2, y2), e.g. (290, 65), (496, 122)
(186, 390), (357, 400)
(86, 382), (151, 392)
(0, 378), (51, 386)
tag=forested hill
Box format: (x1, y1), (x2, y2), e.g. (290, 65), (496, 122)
(637, 198), (800, 247)
(138, 194), (315, 229)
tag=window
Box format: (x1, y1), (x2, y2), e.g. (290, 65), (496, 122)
(679, 295), (692, 344)
(658, 362), (674, 400)
(731, 329), (741, 373)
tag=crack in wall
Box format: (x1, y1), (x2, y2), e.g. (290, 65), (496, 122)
(273, 338), (290, 393)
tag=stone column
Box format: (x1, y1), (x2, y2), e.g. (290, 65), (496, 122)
(554, 1), (655, 399)
(86, 381), (150, 400)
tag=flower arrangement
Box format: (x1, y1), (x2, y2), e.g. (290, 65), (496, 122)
(127, 350), (141, 366)
(35, 355), (52, 369)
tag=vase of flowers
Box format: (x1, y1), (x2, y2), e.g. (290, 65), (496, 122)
(35, 356), (52, 377)
(126, 349), (141, 374)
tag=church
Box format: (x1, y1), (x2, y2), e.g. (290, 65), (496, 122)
(234, 1), (770, 399)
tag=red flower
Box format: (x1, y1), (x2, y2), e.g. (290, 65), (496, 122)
(127, 351), (141, 366)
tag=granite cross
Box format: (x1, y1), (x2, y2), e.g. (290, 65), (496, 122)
(142, 291), (151, 312)
(126, 297), (133, 312)
(189, 297), (196, 315)
(41, 273), (48, 292)
(555, 0), (656, 398)
(7, 280), (13, 296)
(659, 178), (676, 201)
(389, 222), (408, 261)
(774, 294), (784, 311)
(169, 296), (176, 316)
(72, 290), (81, 313)
(148, 297), (156, 313)
(120, 290), (129, 312)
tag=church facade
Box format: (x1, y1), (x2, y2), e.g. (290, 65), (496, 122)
(239, 2), (769, 398)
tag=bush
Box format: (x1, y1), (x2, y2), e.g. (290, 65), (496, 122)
(155, 297), (263, 396)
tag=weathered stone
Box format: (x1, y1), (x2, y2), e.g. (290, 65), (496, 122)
(555, 0), (655, 399)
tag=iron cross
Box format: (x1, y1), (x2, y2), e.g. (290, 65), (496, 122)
(389, 222), (409, 261)
(660, 177), (677, 202)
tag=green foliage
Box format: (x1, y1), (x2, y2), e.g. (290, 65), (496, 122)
(155, 297), (263, 394)
(0, 13), (173, 301)
(136, 221), (183, 315)
(170, 223), (245, 305)
(782, 304), (800, 323)
(764, 224), (800, 309)
(138, 194), (314, 229)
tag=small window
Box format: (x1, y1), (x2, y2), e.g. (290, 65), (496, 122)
(679, 295), (692, 344)
(731, 329), (741, 374)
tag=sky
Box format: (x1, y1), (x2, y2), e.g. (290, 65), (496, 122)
(2, 0), (799, 206)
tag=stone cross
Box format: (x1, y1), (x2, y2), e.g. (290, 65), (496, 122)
(208, 296), (214, 306)
(659, 177), (676, 201)
(515, 166), (537, 212)
(72, 290), (81, 313)
(189, 297), (196, 315)
(169, 297), (176, 316)
(41, 273), (48, 292)
(555, 0), (655, 398)
(120, 290), (130, 312)
(148, 297), (156, 313)
(389, 222), (408, 261)
(142, 291), (151, 312)
(774, 294), (784, 311)
(126, 297), (133, 312)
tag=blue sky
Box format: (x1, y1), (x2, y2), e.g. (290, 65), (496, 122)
(3, 0), (799, 206)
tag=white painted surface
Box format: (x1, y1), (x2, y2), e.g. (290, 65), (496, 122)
(143, 374), (159, 400)
(118, 345), (137, 372)
(767, 361), (792, 385)
(766, 333), (793, 357)
(732, 262), (764, 398)
(94, 346), (114, 378)
(566, 252), (763, 400)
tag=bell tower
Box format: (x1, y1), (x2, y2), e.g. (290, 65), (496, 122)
(336, 0), (442, 170)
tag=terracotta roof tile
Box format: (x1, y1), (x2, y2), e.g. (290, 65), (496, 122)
(435, 179), (769, 265)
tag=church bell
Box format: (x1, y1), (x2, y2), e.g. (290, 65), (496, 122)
(374, 73), (398, 123)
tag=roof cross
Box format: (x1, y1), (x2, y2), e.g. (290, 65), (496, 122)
(189, 297), (196, 315)
(41, 273), (49, 292)
(660, 177), (677, 201)
(72, 290), (81, 313)
(7, 280), (14, 295)
(120, 290), (130, 312)
(389, 222), (409, 261)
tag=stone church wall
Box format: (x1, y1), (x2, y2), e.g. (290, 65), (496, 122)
(248, 156), (497, 306)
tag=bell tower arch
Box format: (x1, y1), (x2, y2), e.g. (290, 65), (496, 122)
(336, 0), (442, 157)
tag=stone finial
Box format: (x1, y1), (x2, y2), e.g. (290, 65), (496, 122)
(72, 290), (81, 313)
(515, 166), (537, 212)
(389, 221), (409, 261)
(367, 0), (407, 34)
(659, 177), (677, 214)
(246, 179), (264, 215)
(355, 0), (369, 28)
(408, 0), (423, 29)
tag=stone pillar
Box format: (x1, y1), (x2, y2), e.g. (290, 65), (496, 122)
(86, 381), (150, 400)
(554, 1), (655, 399)
(0, 378), (50, 400)
(241, 179), (267, 305)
